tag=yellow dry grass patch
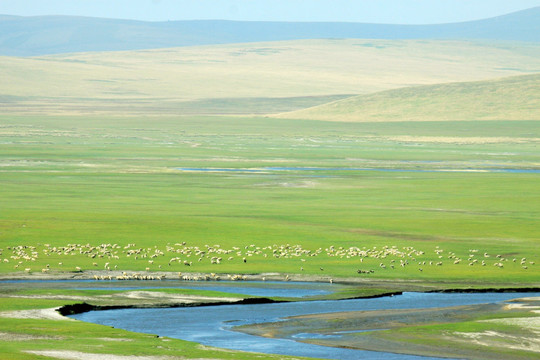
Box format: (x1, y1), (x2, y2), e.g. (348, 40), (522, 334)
(277, 73), (540, 122)
(2, 39), (540, 115)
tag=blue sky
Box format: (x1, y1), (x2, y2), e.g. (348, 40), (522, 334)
(0, 0), (539, 23)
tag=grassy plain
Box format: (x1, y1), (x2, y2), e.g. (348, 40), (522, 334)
(0, 114), (539, 360)
(1, 37), (539, 360)
(1, 115), (538, 284)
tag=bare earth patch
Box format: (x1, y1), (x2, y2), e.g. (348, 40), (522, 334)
(117, 291), (239, 304)
(457, 302), (540, 353)
(0, 307), (71, 321)
(24, 350), (172, 360)
(96, 337), (134, 342)
(0, 331), (63, 341)
(484, 315), (540, 332)
(451, 330), (540, 353)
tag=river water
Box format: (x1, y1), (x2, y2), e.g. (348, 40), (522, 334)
(177, 167), (540, 173)
(70, 284), (539, 360)
(0, 279), (334, 298)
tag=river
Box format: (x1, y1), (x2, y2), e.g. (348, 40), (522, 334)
(69, 282), (539, 360)
(176, 167), (540, 173)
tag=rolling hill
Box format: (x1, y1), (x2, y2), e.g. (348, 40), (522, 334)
(276, 73), (540, 122)
(1, 39), (539, 116)
(0, 7), (539, 56)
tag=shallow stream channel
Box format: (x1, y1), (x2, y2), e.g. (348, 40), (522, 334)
(67, 281), (540, 360)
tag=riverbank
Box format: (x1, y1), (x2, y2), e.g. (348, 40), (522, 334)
(0, 281), (312, 360)
(2, 270), (539, 294)
(234, 296), (540, 360)
(1, 275), (539, 360)
(67, 290), (540, 360)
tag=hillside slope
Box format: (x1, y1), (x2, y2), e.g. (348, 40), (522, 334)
(276, 74), (540, 122)
(0, 7), (539, 56)
(1, 39), (539, 116)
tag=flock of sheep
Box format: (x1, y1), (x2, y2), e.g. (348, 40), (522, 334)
(0, 242), (535, 278)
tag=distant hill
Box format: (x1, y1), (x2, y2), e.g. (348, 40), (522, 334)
(276, 74), (540, 122)
(1, 39), (539, 116)
(0, 7), (539, 56)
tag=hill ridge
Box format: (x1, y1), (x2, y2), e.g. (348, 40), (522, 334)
(0, 7), (539, 56)
(276, 73), (540, 122)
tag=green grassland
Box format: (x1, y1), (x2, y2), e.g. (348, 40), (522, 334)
(1, 36), (539, 360)
(279, 73), (540, 122)
(1, 115), (538, 284)
(1, 39), (540, 115)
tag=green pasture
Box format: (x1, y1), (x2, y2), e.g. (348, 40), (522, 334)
(1, 115), (538, 284)
(1, 30), (539, 360)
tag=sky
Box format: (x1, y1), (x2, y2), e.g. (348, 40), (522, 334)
(0, 0), (539, 24)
